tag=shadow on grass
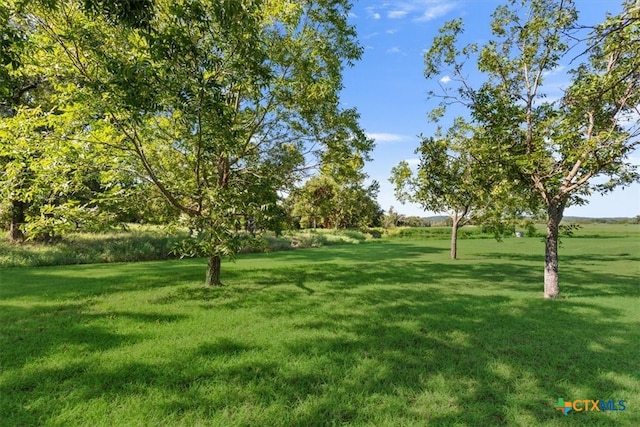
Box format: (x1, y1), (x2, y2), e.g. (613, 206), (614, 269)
(476, 252), (639, 298)
(1, 241), (638, 425)
(479, 251), (640, 264)
(0, 302), (187, 372)
(5, 288), (636, 425)
(201, 280), (638, 425)
(0, 259), (205, 299)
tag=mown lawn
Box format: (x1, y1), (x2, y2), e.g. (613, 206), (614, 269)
(1, 232), (639, 426)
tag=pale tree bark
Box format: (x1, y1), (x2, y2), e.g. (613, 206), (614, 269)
(544, 200), (566, 299)
(450, 206), (470, 260)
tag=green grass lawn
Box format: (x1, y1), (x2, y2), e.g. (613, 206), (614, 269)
(1, 233), (639, 426)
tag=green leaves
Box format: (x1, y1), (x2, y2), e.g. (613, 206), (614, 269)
(26, 0), (370, 283)
(289, 173), (380, 230)
(424, 18), (465, 79)
(390, 129), (486, 223)
(422, 0), (639, 291)
(426, 0), (639, 211)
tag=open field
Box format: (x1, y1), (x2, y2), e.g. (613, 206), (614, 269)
(1, 230), (639, 426)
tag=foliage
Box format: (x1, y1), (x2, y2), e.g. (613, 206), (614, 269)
(398, 216), (431, 228)
(0, 1), (155, 242)
(423, 0), (640, 296)
(33, 0), (371, 284)
(0, 225), (183, 267)
(391, 132), (478, 222)
(289, 174), (381, 229)
(389, 226), (487, 239)
(389, 128), (520, 258)
(381, 206), (401, 228)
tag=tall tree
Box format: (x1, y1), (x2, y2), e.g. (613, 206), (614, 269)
(1, 0), (36, 242)
(37, 0), (371, 285)
(1, 0), (131, 242)
(424, 0), (639, 297)
(291, 175), (339, 229)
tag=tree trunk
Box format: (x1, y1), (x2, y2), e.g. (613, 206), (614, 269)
(544, 201), (565, 299)
(205, 254), (222, 286)
(450, 215), (459, 260)
(9, 200), (26, 243)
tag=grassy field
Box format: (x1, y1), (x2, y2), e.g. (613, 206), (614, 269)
(1, 228), (639, 426)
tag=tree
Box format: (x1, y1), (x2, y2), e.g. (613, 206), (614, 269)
(424, 0), (640, 297)
(333, 179), (381, 228)
(291, 175), (338, 229)
(381, 206), (401, 229)
(0, 1), (87, 242)
(37, 0), (372, 285)
(0, 1), (136, 242)
(290, 174), (380, 229)
(390, 128), (486, 260)
(1, 0), (38, 242)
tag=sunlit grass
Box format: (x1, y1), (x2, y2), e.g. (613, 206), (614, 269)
(1, 231), (639, 426)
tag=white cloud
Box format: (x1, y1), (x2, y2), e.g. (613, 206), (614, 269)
(415, 3), (457, 22)
(365, 6), (381, 20)
(367, 133), (413, 143)
(439, 75), (452, 84)
(388, 10), (408, 19)
(368, 1), (457, 23)
(386, 29), (398, 34)
(386, 46), (405, 55)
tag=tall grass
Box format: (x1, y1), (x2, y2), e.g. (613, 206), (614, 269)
(0, 226), (185, 268)
(0, 227), (375, 268)
(1, 232), (638, 426)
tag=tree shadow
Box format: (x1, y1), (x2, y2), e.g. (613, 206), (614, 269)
(262, 240), (447, 264)
(0, 302), (187, 371)
(260, 287), (638, 425)
(2, 241), (638, 425)
(479, 251), (640, 264)
(476, 252), (639, 298)
(0, 259), (205, 299)
(138, 250), (639, 424)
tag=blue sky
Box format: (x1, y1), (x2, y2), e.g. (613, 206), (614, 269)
(340, 0), (640, 218)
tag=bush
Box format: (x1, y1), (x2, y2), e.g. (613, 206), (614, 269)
(262, 235), (293, 252)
